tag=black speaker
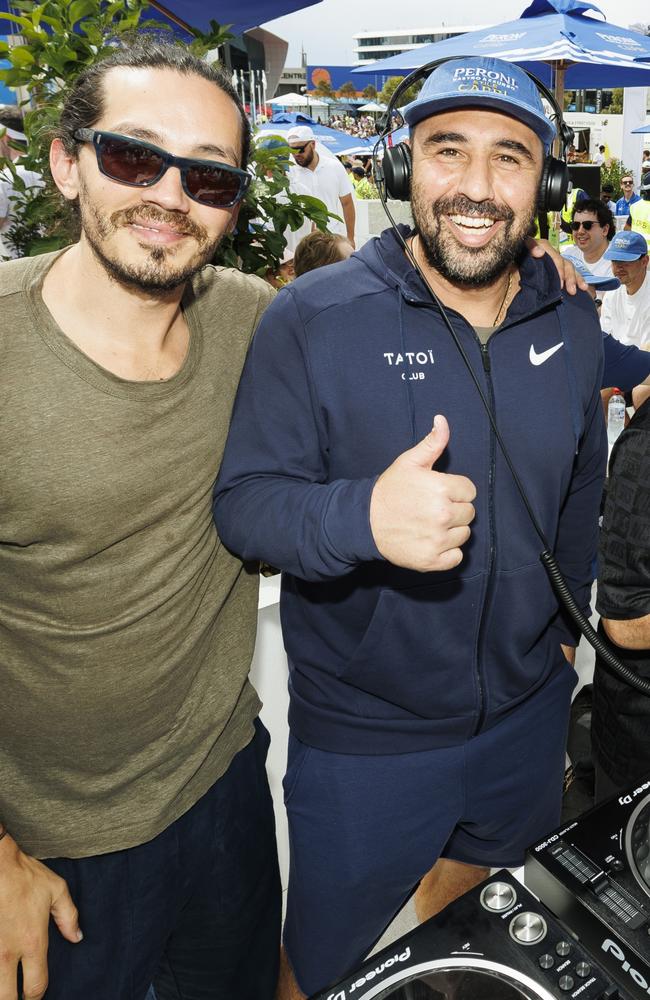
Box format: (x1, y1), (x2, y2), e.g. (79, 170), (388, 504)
(568, 164), (601, 201)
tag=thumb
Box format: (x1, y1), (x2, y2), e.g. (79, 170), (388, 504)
(405, 414), (450, 469)
(50, 880), (83, 944)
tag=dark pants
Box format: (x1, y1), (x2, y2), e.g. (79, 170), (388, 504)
(40, 719), (281, 1000)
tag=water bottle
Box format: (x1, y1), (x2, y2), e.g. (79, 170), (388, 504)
(607, 388), (626, 446)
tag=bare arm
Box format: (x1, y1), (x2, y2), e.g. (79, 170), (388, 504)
(561, 643), (576, 666)
(0, 824), (82, 999)
(340, 193), (355, 247)
(603, 614), (650, 650)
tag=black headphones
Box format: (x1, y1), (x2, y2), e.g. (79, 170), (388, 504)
(377, 56), (574, 213)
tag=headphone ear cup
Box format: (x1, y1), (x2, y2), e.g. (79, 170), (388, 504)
(538, 156), (569, 213)
(382, 142), (412, 201)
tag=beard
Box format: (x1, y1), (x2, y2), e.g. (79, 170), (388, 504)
(78, 181), (223, 293)
(411, 181), (537, 288)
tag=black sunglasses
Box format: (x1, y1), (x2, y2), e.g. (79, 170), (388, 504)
(290, 143), (312, 154)
(571, 220), (597, 232)
(74, 129), (251, 208)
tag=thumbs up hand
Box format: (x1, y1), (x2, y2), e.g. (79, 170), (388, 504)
(369, 415), (476, 572)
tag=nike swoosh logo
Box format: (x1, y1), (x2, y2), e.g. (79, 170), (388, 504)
(529, 342), (564, 366)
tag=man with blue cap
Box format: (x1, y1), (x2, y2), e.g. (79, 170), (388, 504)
(600, 231), (650, 349)
(214, 56), (607, 999)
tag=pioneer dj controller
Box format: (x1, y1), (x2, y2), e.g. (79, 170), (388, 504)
(526, 777), (650, 1000)
(309, 870), (619, 1000)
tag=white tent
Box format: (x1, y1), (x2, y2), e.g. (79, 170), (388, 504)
(358, 102), (387, 113)
(268, 93), (309, 107)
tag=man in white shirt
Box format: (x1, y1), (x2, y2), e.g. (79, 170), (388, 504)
(561, 198), (615, 279)
(600, 231), (650, 348)
(593, 144), (605, 166)
(287, 125), (356, 247)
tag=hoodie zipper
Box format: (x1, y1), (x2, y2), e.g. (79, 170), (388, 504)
(406, 291), (564, 733)
(473, 339), (496, 735)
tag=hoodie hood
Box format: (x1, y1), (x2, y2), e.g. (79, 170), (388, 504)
(356, 224), (563, 321)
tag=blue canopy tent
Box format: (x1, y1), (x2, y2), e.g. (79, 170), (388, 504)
(0, 1), (322, 38)
(352, 0), (650, 101)
(257, 111), (374, 156)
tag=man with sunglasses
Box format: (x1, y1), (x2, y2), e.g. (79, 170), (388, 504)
(287, 125), (356, 246)
(0, 38), (281, 1000)
(615, 174), (640, 222)
(562, 198), (615, 281)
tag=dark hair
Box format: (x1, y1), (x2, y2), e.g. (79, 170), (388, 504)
(352, 166), (365, 178)
(0, 105), (24, 132)
(293, 231), (353, 277)
(572, 197), (616, 240)
(55, 36), (251, 167)
(601, 182), (614, 194)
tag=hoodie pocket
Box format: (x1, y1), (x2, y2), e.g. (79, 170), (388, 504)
(339, 573), (484, 718)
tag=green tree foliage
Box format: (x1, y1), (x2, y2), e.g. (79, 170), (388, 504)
(601, 159), (635, 201)
(0, 0), (331, 273)
(362, 84), (377, 100)
(601, 88), (624, 114)
(378, 76), (422, 109)
(313, 78), (334, 98)
(337, 81), (357, 98)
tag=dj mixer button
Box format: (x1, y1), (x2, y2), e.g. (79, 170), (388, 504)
(559, 975), (575, 991)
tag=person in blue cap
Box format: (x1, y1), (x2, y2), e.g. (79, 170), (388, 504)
(214, 56), (608, 999)
(601, 231), (650, 349)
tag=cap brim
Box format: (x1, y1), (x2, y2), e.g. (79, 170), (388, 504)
(604, 251), (643, 262)
(403, 93), (556, 149)
(584, 274), (620, 290)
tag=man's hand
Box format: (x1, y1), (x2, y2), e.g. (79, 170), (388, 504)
(370, 415), (476, 572)
(0, 832), (82, 1000)
(526, 238), (588, 296)
(560, 643), (576, 667)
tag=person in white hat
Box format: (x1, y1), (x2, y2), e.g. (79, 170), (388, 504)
(287, 124), (356, 247)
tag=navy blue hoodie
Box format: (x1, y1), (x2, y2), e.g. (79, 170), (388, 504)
(214, 227), (606, 754)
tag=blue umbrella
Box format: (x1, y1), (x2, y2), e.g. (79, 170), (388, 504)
(352, 0), (650, 93)
(257, 112), (374, 156)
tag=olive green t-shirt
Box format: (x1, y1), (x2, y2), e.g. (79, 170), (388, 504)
(0, 250), (274, 858)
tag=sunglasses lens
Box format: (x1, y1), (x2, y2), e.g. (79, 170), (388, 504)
(99, 137), (164, 185)
(572, 221), (593, 231)
(184, 164), (243, 207)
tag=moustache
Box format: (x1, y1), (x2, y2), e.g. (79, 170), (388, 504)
(431, 196), (515, 223)
(111, 205), (207, 241)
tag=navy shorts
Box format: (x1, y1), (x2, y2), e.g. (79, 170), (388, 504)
(282, 665), (576, 996)
(39, 719), (281, 1000)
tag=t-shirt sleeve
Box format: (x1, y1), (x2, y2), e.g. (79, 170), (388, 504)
(338, 164), (354, 197)
(597, 407), (650, 619)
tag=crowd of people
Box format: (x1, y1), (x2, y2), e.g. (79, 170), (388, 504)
(4, 32), (650, 1000)
(328, 112), (378, 138)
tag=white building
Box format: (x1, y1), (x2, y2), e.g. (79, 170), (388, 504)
(353, 24), (489, 64)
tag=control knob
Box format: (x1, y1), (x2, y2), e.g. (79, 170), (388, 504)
(509, 912), (547, 945)
(481, 882), (517, 912)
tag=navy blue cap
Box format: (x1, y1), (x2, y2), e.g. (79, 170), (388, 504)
(402, 57), (557, 151)
(604, 230), (648, 262)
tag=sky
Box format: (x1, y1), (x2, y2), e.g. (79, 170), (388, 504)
(262, 0), (650, 66)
